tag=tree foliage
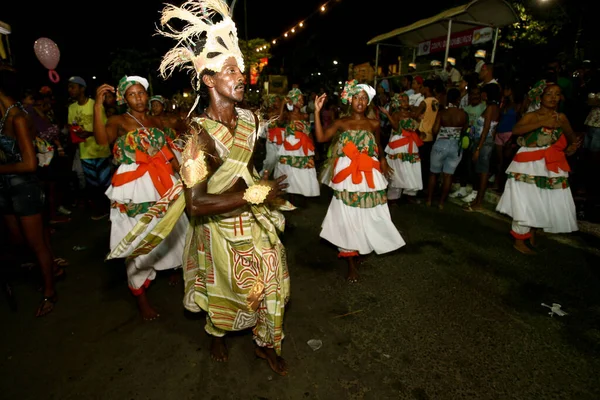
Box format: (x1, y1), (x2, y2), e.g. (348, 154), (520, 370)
(501, 1), (565, 47)
(108, 48), (161, 93)
(238, 38), (271, 68)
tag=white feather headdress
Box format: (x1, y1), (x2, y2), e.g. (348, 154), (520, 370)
(157, 0), (245, 90)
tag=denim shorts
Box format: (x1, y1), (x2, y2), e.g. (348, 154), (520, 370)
(473, 137), (494, 174)
(0, 174), (45, 217)
(430, 138), (463, 174)
(584, 126), (600, 152)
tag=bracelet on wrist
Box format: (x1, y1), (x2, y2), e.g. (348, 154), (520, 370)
(243, 184), (271, 205)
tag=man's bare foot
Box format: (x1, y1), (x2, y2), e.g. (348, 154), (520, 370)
(168, 269), (181, 286)
(210, 337), (228, 362)
(438, 203), (444, 210)
(514, 240), (536, 255)
(137, 292), (160, 321)
(255, 346), (288, 376)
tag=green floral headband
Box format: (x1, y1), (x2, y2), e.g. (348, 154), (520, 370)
(287, 88), (303, 105)
(390, 93), (408, 111)
(117, 75), (149, 105)
(340, 80), (376, 105)
(527, 80), (554, 109)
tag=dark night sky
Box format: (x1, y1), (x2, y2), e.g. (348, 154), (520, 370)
(3, 0), (460, 93)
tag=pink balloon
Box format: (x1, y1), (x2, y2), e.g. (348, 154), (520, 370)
(34, 37), (60, 70)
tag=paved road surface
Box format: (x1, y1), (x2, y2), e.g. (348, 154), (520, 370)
(1, 189), (599, 400)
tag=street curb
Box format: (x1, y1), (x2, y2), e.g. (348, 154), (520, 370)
(451, 189), (600, 239)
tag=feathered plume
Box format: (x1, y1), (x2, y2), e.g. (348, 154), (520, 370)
(157, 0), (245, 90)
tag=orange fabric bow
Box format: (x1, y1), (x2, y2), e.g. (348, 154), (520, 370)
(388, 129), (423, 153)
(332, 142), (381, 188)
(513, 134), (570, 173)
(283, 131), (315, 156)
(268, 127), (284, 145)
(112, 146), (175, 196)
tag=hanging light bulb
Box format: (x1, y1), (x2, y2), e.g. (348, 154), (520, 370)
(299, 22), (304, 27)
(291, 28), (295, 33)
(321, 4), (326, 11)
(284, 32), (288, 37)
(272, 39), (277, 44)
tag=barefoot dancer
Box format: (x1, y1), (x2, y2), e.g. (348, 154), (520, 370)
(145, 0), (291, 375)
(0, 68), (57, 316)
(315, 80), (405, 282)
(93, 76), (188, 320)
(380, 93), (423, 203)
(273, 88), (320, 202)
(496, 82), (581, 254)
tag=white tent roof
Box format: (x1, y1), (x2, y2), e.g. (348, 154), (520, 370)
(367, 0), (518, 46)
(0, 21), (11, 35)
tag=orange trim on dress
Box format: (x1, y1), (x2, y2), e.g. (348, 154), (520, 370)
(332, 142), (381, 189)
(111, 146), (175, 197)
(283, 131), (315, 156)
(268, 127), (285, 145)
(512, 135), (570, 173)
(388, 129), (423, 154)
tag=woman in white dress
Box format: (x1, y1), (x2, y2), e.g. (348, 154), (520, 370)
(314, 80), (405, 282)
(93, 76), (188, 320)
(380, 92), (423, 202)
(273, 88), (320, 201)
(496, 82), (581, 254)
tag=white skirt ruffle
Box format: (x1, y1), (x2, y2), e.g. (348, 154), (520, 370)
(105, 163), (179, 204)
(385, 139), (422, 191)
(109, 208), (188, 275)
(320, 155), (405, 254)
(496, 146), (578, 233)
(261, 140), (281, 177)
(274, 135), (320, 197)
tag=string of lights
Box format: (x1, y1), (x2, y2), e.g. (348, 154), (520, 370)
(255, 0), (342, 52)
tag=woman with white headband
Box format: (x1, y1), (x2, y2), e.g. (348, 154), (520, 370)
(273, 88), (320, 203)
(315, 80), (405, 283)
(92, 75), (188, 320)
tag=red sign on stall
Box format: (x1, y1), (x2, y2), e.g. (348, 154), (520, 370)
(417, 27), (493, 56)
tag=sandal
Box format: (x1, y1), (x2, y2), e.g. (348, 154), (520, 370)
(54, 258), (69, 267)
(36, 293), (57, 317)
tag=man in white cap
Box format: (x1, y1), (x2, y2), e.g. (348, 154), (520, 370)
(428, 60), (443, 80)
(474, 49), (486, 74)
(440, 57), (462, 86)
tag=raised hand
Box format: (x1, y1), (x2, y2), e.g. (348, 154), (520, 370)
(314, 94), (327, 113)
(95, 84), (115, 104)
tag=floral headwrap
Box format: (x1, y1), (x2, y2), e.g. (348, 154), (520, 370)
(149, 95), (165, 105)
(390, 92), (408, 111)
(287, 88), (303, 105)
(263, 93), (280, 108)
(527, 80), (554, 110)
(117, 75), (149, 105)
(340, 80), (376, 105)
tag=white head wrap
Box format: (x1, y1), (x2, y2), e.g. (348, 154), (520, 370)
(356, 84), (376, 105)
